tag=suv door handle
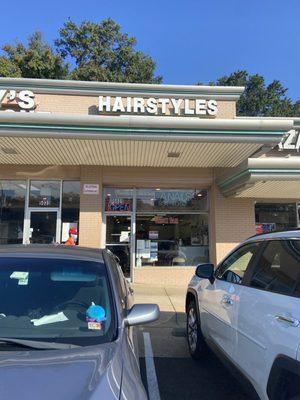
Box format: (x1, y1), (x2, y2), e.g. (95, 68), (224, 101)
(275, 315), (300, 327)
(221, 295), (234, 306)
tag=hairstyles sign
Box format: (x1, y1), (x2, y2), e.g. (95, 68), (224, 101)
(99, 96), (218, 117)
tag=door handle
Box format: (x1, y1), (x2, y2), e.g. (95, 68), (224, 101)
(221, 295), (234, 306)
(275, 315), (299, 327)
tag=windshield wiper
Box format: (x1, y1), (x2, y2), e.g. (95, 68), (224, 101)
(0, 337), (80, 350)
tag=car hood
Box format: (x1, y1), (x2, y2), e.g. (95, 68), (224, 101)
(0, 342), (122, 400)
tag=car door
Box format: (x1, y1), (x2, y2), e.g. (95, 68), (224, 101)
(200, 242), (260, 361)
(236, 239), (300, 398)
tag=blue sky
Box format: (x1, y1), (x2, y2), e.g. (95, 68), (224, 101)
(1, 0), (299, 100)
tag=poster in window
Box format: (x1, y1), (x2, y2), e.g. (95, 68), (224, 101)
(149, 230), (159, 240)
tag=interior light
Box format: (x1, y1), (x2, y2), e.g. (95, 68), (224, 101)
(156, 188), (160, 191)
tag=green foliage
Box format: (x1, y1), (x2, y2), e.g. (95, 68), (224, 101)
(55, 18), (162, 83)
(1, 32), (68, 79)
(0, 56), (21, 77)
(211, 70), (300, 117)
(0, 18), (161, 84)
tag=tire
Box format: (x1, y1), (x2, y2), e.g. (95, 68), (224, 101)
(186, 300), (207, 360)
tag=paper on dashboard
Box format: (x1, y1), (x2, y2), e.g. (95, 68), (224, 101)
(31, 312), (68, 326)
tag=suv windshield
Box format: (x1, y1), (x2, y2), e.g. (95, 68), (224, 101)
(0, 257), (116, 347)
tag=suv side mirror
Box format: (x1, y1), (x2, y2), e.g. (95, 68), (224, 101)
(195, 263), (215, 284)
(125, 304), (160, 327)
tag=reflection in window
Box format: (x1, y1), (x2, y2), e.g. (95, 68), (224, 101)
(137, 189), (208, 212)
(136, 214), (209, 267)
(251, 240), (300, 296)
(29, 181), (60, 207)
(217, 243), (259, 284)
(255, 203), (297, 233)
(0, 180), (26, 244)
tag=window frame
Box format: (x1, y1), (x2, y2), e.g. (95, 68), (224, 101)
(246, 238), (300, 298)
(104, 251), (127, 310)
(215, 241), (264, 286)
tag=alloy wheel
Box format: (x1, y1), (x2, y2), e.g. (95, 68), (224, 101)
(187, 307), (198, 353)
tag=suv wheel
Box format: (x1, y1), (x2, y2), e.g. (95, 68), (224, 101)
(187, 300), (207, 359)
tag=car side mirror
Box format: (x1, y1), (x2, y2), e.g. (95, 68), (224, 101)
(195, 263), (215, 284)
(125, 304), (160, 327)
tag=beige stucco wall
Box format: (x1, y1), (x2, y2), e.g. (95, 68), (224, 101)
(34, 93), (236, 119)
(0, 165), (80, 180)
(102, 166), (213, 187)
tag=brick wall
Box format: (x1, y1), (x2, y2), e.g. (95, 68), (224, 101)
(79, 166), (103, 248)
(134, 267), (195, 286)
(35, 93), (236, 119)
(210, 183), (256, 265)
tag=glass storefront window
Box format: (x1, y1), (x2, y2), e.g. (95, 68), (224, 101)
(137, 189), (208, 212)
(106, 215), (131, 244)
(106, 215), (131, 277)
(0, 180), (26, 244)
(61, 181), (80, 243)
(255, 203), (297, 233)
(105, 188), (133, 212)
(136, 214), (209, 267)
(29, 181), (60, 207)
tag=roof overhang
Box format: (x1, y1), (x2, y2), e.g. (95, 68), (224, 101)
(0, 112), (293, 167)
(0, 77), (244, 100)
(218, 157), (300, 198)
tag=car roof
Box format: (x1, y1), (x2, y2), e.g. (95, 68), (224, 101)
(246, 229), (300, 243)
(0, 244), (105, 262)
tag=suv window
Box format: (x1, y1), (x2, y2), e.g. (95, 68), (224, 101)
(216, 243), (259, 285)
(250, 239), (300, 297)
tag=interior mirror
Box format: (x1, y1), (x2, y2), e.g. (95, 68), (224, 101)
(195, 263), (215, 284)
(125, 304), (160, 327)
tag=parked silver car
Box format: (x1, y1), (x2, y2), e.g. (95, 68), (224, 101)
(0, 245), (159, 400)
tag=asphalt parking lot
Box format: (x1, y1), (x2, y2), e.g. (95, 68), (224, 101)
(133, 284), (249, 400)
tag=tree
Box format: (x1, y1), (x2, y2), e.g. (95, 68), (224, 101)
(0, 57), (21, 77)
(210, 70), (300, 117)
(0, 32), (68, 79)
(55, 18), (162, 83)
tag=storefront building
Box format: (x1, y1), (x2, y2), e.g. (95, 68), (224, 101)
(0, 78), (299, 284)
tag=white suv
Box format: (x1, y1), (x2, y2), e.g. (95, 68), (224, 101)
(186, 230), (300, 400)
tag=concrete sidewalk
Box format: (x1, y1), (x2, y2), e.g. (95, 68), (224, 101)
(132, 284), (186, 313)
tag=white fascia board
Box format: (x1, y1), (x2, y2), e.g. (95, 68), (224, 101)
(0, 77), (245, 99)
(218, 156), (300, 196)
(237, 116), (300, 130)
(0, 112), (294, 131)
(247, 157), (300, 169)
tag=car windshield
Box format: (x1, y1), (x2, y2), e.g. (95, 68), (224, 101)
(0, 257), (116, 347)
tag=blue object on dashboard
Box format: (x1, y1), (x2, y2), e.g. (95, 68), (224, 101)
(86, 303), (106, 322)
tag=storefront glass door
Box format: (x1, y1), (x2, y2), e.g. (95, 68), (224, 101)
(29, 211), (58, 244)
(105, 215), (132, 278)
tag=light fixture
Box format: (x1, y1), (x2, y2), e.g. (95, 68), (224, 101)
(1, 147), (18, 155)
(156, 188), (160, 191)
(167, 152), (181, 158)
